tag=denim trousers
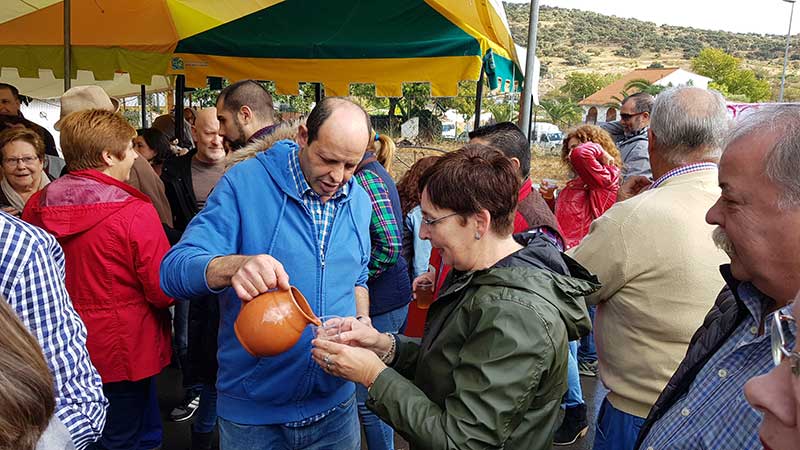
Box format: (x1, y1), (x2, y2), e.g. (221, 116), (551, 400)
(592, 396), (646, 450)
(98, 376), (162, 450)
(356, 305), (408, 450)
(218, 394), (360, 450)
(563, 340), (585, 408)
(578, 305), (597, 363)
(192, 383), (218, 434)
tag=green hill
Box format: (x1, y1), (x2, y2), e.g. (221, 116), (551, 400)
(504, 3), (800, 101)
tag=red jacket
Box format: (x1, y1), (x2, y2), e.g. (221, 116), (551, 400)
(555, 142), (620, 249)
(24, 170), (173, 383)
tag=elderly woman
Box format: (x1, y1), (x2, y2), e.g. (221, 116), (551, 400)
(312, 144), (595, 450)
(744, 293), (800, 450)
(0, 128), (50, 217)
(23, 109), (173, 450)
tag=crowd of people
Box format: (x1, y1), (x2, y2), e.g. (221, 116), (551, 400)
(0, 77), (799, 450)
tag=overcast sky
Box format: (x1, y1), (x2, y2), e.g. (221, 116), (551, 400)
(505, 0), (799, 36)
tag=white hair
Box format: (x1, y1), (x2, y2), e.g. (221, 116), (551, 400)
(649, 86), (730, 165)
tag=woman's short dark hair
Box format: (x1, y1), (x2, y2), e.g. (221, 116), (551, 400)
(418, 144), (520, 235)
(137, 128), (172, 166)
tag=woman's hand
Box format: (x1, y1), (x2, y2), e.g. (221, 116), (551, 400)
(312, 338), (387, 387)
(412, 271), (434, 292)
(538, 182), (557, 201)
(1, 206), (21, 217)
(337, 317), (392, 356)
(599, 149), (615, 166)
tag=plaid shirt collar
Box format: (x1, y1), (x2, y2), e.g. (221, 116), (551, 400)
(650, 162), (717, 190)
(288, 148), (349, 201)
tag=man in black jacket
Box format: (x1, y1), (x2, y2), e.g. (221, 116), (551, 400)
(160, 107), (226, 450)
(636, 104), (800, 450)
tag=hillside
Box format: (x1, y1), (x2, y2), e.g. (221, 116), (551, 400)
(503, 3), (800, 101)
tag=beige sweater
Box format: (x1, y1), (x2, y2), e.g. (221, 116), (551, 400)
(568, 169), (729, 418)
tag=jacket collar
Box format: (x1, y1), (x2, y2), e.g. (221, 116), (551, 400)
(72, 169), (151, 203)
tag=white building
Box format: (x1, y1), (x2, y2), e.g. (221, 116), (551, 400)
(578, 68), (711, 123)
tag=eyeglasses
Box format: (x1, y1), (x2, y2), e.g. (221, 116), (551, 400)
(2, 156), (39, 167)
(620, 111), (646, 121)
(422, 212), (458, 226)
(771, 310), (800, 376)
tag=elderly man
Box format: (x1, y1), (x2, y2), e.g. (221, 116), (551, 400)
(568, 86), (730, 450)
(160, 97), (372, 450)
(0, 212), (107, 448)
(160, 107), (226, 448)
(215, 80), (277, 150)
(635, 104), (800, 449)
(601, 92), (654, 181)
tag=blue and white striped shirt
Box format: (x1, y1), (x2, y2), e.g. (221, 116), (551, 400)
(0, 212), (107, 449)
(640, 282), (794, 450)
(288, 148), (350, 262)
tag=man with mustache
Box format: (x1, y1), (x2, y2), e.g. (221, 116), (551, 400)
(160, 97), (373, 450)
(568, 86), (730, 450)
(636, 104), (800, 449)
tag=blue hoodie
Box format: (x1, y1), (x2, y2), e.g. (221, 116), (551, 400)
(160, 140), (371, 424)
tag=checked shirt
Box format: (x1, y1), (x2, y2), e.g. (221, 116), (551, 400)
(0, 212), (106, 449)
(353, 169), (401, 278)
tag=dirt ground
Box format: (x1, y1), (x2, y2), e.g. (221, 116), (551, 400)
(392, 142), (569, 188)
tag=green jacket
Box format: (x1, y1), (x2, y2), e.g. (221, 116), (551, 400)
(367, 236), (597, 450)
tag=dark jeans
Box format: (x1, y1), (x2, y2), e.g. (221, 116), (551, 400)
(578, 305), (597, 363)
(592, 397), (645, 450)
(97, 376), (162, 450)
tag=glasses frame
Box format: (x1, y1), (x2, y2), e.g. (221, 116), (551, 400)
(771, 310), (800, 376)
(2, 156), (40, 167)
(620, 111), (646, 121)
(422, 212), (459, 226)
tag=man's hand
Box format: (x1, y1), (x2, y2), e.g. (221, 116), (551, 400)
(207, 254), (290, 301)
(2, 206), (21, 217)
(617, 176), (652, 202)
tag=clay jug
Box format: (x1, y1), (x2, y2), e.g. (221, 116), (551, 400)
(234, 286), (322, 357)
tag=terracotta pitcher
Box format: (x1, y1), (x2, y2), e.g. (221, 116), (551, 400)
(234, 286), (322, 357)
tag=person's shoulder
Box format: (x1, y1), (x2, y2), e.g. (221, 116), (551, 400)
(0, 214), (58, 271)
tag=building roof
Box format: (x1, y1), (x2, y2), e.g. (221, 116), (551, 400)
(578, 68), (680, 106)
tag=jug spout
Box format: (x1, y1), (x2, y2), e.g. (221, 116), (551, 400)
(290, 287), (322, 326)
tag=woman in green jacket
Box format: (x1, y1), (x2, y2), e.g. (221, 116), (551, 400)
(312, 144), (596, 450)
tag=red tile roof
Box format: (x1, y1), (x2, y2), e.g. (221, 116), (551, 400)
(578, 68), (680, 106)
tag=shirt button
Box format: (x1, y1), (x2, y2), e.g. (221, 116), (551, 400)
(681, 407), (691, 417)
(718, 369), (728, 378)
(750, 326), (758, 335)
(647, 447), (655, 450)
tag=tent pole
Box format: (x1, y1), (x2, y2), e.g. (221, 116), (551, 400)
(140, 85), (147, 128)
(175, 75), (186, 144)
(474, 63), (485, 131)
(64, 0), (71, 91)
(519, 0), (540, 140)
(315, 83), (323, 103)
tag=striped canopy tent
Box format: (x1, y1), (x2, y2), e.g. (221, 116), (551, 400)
(0, 0), (523, 98)
(169, 0), (524, 97)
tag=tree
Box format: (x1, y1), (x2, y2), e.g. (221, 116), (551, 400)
(560, 72), (618, 102)
(537, 98), (583, 129)
(692, 48), (772, 102)
(487, 101), (516, 123)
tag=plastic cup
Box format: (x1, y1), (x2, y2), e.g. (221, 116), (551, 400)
(414, 280), (435, 310)
(312, 315), (343, 342)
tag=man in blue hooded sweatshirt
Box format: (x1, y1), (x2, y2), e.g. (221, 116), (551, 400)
(160, 96), (373, 450)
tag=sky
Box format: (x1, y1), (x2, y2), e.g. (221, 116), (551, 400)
(506, 0), (799, 36)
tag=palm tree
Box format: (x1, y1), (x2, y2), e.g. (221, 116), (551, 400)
(606, 78), (667, 108)
(538, 98), (583, 129)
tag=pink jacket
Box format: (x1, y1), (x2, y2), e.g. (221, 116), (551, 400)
(555, 142), (621, 249)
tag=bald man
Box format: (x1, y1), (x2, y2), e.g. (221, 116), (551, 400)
(161, 97), (373, 449)
(161, 107), (226, 233)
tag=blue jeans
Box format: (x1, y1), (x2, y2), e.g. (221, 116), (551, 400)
(563, 340), (585, 408)
(172, 301), (189, 366)
(218, 394), (360, 450)
(592, 396), (645, 450)
(578, 305), (597, 363)
(99, 376), (162, 450)
(192, 383), (218, 434)
(356, 305), (408, 450)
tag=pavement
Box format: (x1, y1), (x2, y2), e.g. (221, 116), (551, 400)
(158, 366), (604, 450)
